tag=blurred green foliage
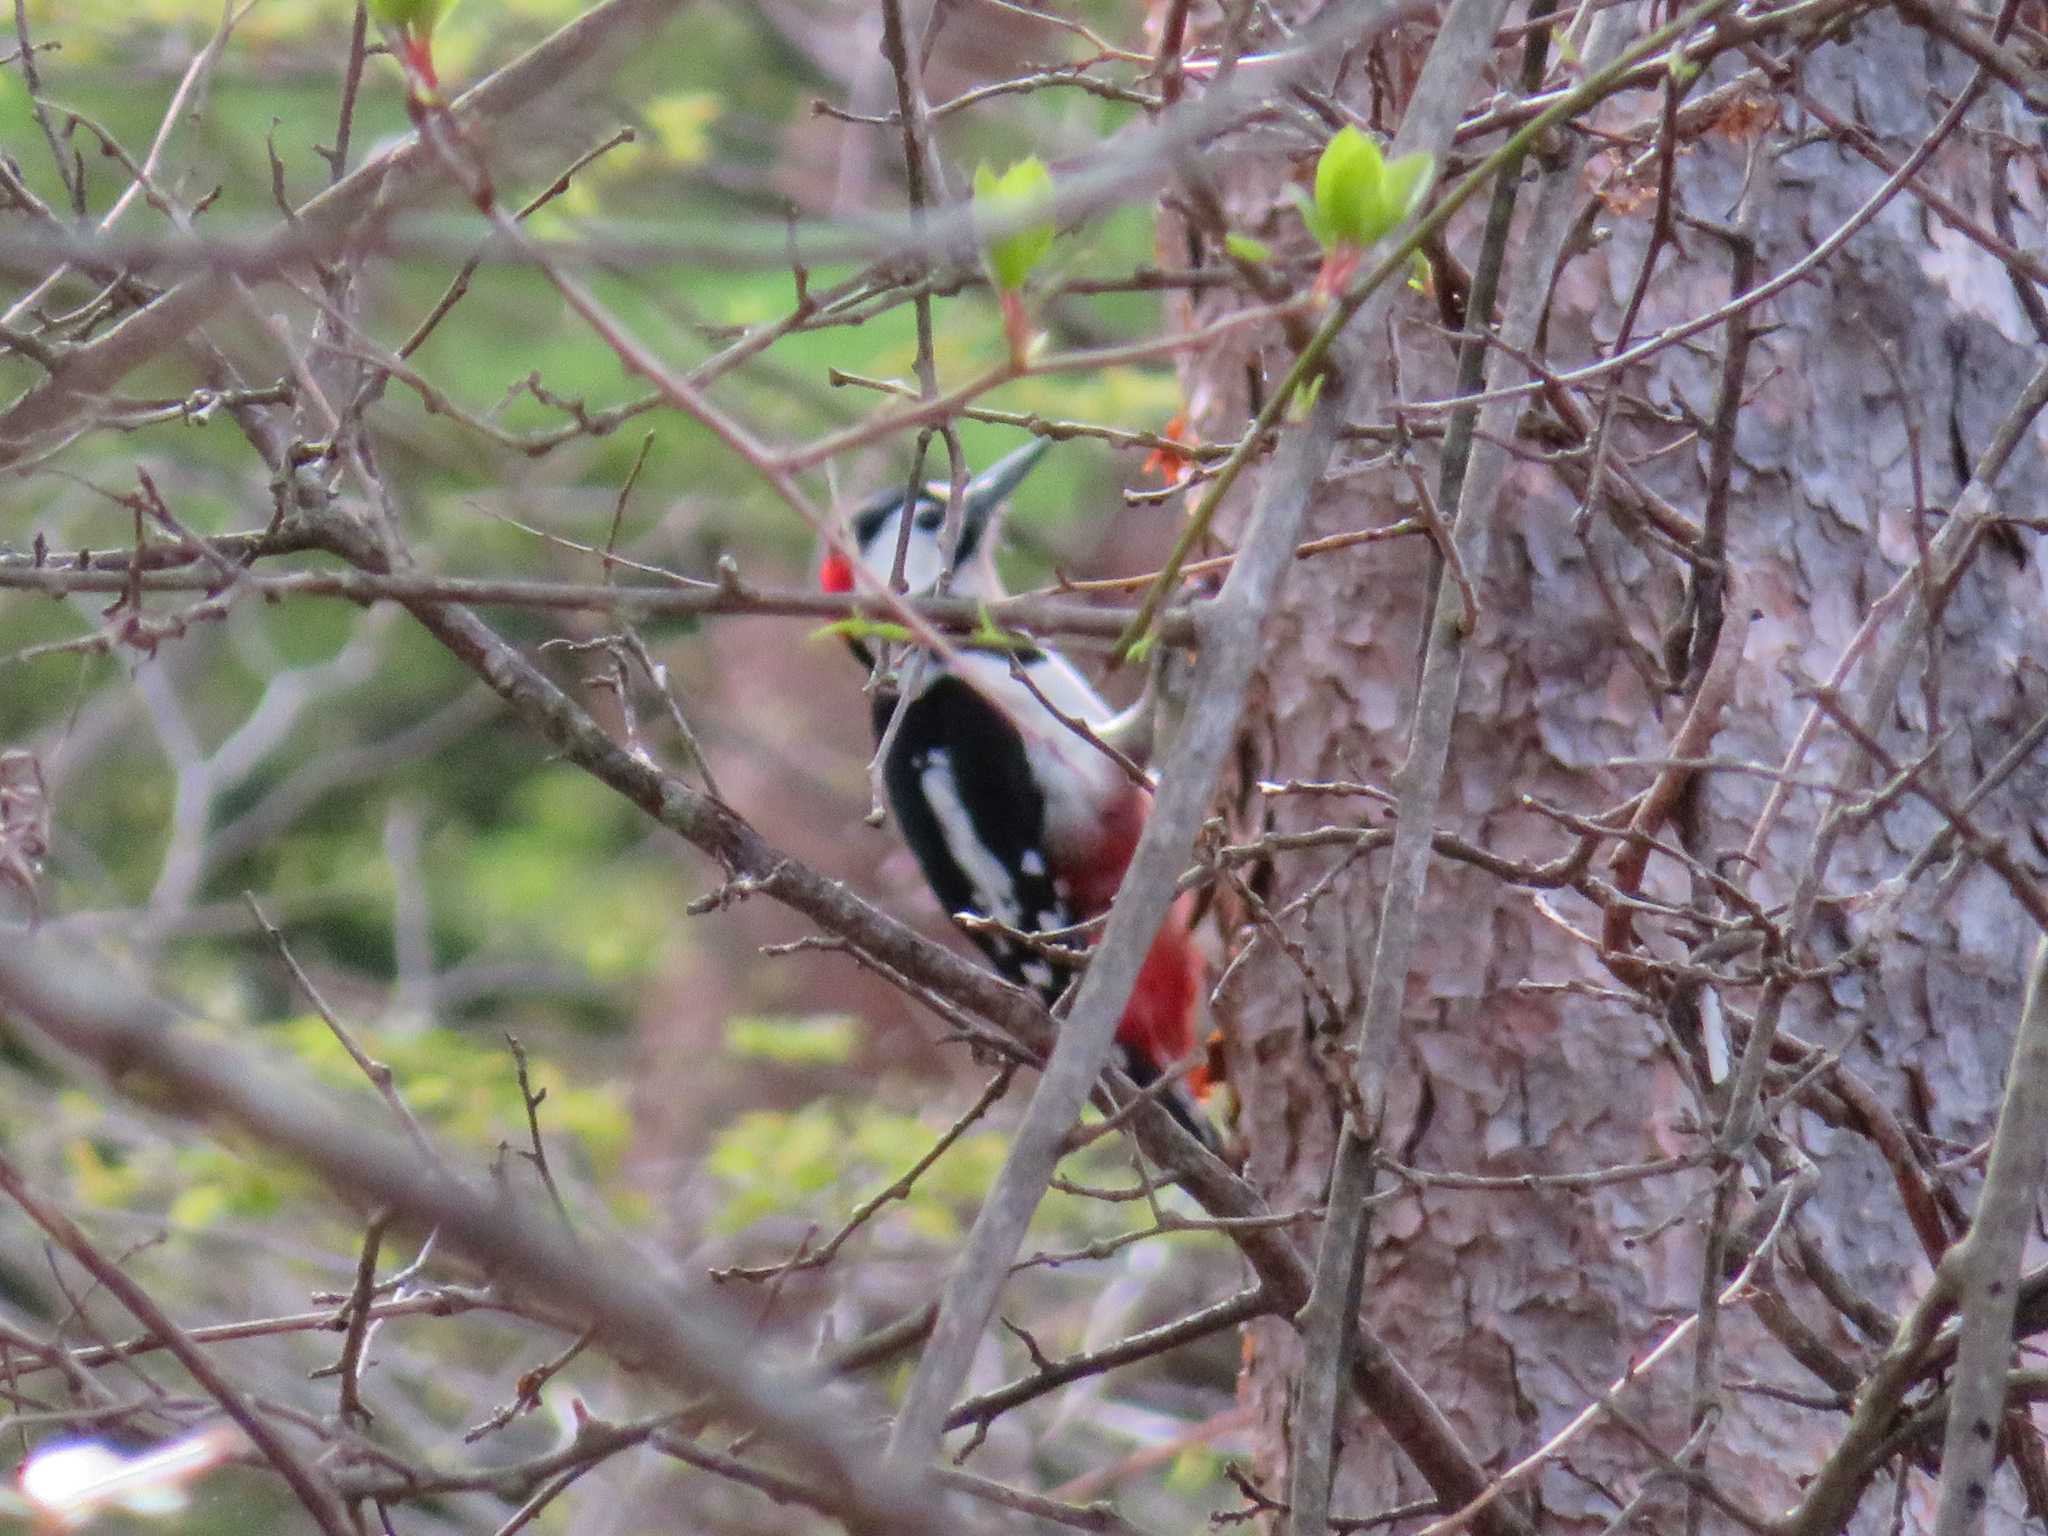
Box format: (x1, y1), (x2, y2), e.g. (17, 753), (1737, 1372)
(0, 2), (1233, 1520)
(0, 0), (1177, 1065)
(42, 1014), (632, 1237)
(707, 1096), (1233, 1258)
(724, 1012), (858, 1065)
(973, 156), (1058, 292)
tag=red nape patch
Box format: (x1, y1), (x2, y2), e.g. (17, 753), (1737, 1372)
(818, 551), (855, 593)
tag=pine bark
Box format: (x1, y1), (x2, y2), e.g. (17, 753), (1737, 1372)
(1173, 9), (2048, 1529)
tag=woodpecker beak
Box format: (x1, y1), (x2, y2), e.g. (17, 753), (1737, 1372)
(961, 439), (1050, 539)
(1097, 679), (1156, 766)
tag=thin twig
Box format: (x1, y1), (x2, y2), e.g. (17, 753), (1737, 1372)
(711, 1068), (1014, 1283)
(0, 1152), (355, 1536)
(505, 1034), (578, 1240)
(0, 935), (979, 1536)
(244, 893), (441, 1167)
(1933, 939), (2048, 1536)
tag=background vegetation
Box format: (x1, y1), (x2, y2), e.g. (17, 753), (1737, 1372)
(2, 1), (2047, 1534)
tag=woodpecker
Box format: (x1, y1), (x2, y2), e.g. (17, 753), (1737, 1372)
(820, 442), (1214, 1147)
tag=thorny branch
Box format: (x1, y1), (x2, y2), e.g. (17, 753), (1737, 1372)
(1, 0), (2045, 1531)
(1291, 13), (1619, 1535)
(0, 934), (979, 1536)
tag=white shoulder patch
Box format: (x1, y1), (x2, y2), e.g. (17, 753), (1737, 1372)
(919, 748), (1023, 927)
(951, 648), (1112, 730)
(946, 651), (1125, 858)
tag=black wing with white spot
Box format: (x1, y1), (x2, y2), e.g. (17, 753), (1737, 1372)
(874, 678), (1069, 1002)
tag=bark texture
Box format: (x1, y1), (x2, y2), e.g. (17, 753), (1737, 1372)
(1175, 9), (2048, 1529)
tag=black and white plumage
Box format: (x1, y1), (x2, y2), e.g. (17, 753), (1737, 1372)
(822, 444), (1213, 1143)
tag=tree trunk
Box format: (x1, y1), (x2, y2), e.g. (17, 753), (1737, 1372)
(1172, 6), (2048, 1529)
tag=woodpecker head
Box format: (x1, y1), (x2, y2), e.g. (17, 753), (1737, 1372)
(819, 440), (1048, 600)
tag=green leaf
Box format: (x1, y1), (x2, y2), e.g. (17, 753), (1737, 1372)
(973, 158), (1057, 292)
(65, 1137), (144, 1208)
(1286, 370), (1326, 423)
(645, 92), (722, 164)
(368, 0), (453, 32)
(1370, 151), (1435, 239)
(1305, 127), (1434, 249)
(1313, 125), (1383, 246)
(810, 618), (916, 645)
(168, 1182), (230, 1231)
(1165, 1445), (1224, 1496)
(1285, 183), (1331, 249)
(968, 603), (1037, 654)
(1224, 231), (1272, 264)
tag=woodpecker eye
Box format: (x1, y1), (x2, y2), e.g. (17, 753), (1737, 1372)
(914, 508), (944, 532)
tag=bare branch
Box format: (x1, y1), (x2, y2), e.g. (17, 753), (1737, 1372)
(1933, 937), (2048, 1536)
(1291, 12), (1624, 1534)
(0, 1150), (355, 1536)
(0, 0), (690, 460)
(0, 929), (985, 1536)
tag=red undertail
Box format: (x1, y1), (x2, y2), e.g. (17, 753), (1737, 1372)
(1069, 783), (1206, 1095)
(1117, 894), (1204, 1084)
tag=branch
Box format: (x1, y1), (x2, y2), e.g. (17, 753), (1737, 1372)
(883, 0), (1516, 1476)
(0, 0), (688, 461)
(1112, 0), (1739, 658)
(1892, 0), (2048, 107)
(1291, 11), (1623, 1535)
(362, 539), (1531, 1529)
(0, 1150), (354, 1536)
(0, 562), (1194, 646)
(245, 893), (441, 1167)
(1719, 344), (2048, 1157)
(1410, 1170), (1808, 1536)
(1934, 937), (2048, 1536)
(712, 1068), (1013, 1284)
(0, 929), (981, 1536)
(315, 1210), (394, 1427)
(946, 1285), (1270, 1431)
(1409, 33), (2029, 424)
